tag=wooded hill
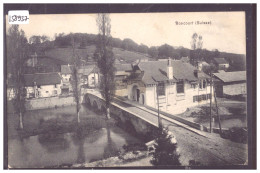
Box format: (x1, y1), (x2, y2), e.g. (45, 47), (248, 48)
(31, 33), (246, 71)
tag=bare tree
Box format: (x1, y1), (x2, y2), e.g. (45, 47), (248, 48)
(70, 35), (82, 124)
(190, 33), (203, 66)
(190, 33), (198, 50)
(94, 13), (116, 119)
(7, 25), (28, 129)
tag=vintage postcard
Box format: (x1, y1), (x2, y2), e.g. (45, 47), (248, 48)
(4, 4), (255, 169)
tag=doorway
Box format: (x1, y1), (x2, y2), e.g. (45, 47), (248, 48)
(136, 89), (140, 102)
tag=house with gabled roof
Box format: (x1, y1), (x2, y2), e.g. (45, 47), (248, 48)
(213, 71), (246, 97)
(114, 63), (133, 97)
(213, 58), (229, 70)
(60, 64), (99, 93)
(125, 58), (213, 114)
(24, 72), (62, 98)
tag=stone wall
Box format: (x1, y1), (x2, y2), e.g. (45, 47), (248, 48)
(25, 96), (76, 110)
(85, 93), (158, 142)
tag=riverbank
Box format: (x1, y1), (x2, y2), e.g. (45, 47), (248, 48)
(8, 105), (147, 168)
(48, 146), (152, 168)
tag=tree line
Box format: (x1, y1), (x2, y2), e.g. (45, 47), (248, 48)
(29, 32), (245, 72)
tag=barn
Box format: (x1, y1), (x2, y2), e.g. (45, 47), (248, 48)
(213, 71), (246, 97)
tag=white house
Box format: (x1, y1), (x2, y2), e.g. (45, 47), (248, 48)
(126, 59), (213, 114)
(78, 65), (99, 88)
(214, 58), (229, 71)
(60, 64), (99, 93)
(114, 63), (133, 97)
(24, 73), (62, 98)
(60, 65), (73, 94)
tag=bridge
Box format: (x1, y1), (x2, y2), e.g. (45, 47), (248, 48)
(83, 90), (248, 166)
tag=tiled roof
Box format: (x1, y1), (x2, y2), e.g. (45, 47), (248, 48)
(214, 58), (228, 64)
(136, 60), (208, 84)
(115, 63), (133, 72)
(24, 73), (61, 86)
(78, 65), (99, 75)
(213, 71), (246, 83)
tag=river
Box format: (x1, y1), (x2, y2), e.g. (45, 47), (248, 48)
(8, 105), (142, 168)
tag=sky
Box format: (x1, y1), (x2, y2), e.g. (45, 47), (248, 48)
(6, 12), (246, 54)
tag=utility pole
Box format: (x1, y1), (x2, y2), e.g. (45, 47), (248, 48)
(156, 83), (162, 129)
(209, 71), (212, 133)
(213, 83), (222, 134)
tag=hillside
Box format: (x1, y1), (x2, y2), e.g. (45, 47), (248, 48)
(45, 45), (152, 64)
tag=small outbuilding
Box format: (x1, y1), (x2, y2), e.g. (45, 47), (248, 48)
(213, 71), (246, 97)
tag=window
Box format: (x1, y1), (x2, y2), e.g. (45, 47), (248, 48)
(157, 82), (165, 96)
(54, 84), (57, 88)
(193, 94), (212, 102)
(203, 80), (206, 88)
(177, 81), (184, 93)
(193, 96), (198, 102)
(199, 80), (206, 89)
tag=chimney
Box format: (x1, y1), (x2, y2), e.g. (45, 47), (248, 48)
(167, 57), (173, 80)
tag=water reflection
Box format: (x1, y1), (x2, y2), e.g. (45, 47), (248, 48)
(76, 136), (85, 164)
(38, 133), (70, 153)
(8, 105), (142, 168)
(103, 124), (119, 159)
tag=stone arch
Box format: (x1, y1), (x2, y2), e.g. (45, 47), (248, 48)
(92, 100), (99, 112)
(100, 105), (106, 115)
(84, 95), (91, 107)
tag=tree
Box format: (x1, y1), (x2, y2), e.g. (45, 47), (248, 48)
(148, 46), (159, 59)
(122, 38), (139, 52)
(190, 33), (203, 66)
(94, 13), (116, 119)
(151, 128), (181, 166)
(158, 44), (175, 58)
(137, 44), (149, 54)
(7, 25), (28, 129)
(79, 37), (87, 49)
(70, 35), (82, 124)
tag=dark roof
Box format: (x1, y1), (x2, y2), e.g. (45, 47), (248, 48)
(213, 71), (246, 83)
(136, 60), (208, 84)
(214, 58), (228, 64)
(115, 63), (133, 72)
(24, 73), (61, 86)
(78, 65), (99, 75)
(61, 65), (98, 75)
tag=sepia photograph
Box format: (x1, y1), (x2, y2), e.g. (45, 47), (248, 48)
(4, 4), (256, 169)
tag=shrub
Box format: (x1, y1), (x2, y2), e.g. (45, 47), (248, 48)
(150, 128), (181, 166)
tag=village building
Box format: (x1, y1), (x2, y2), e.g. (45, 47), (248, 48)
(60, 65), (73, 94)
(125, 59), (213, 114)
(24, 73), (62, 98)
(60, 64), (99, 94)
(114, 63), (133, 97)
(213, 58), (230, 71)
(213, 71), (246, 97)
(78, 65), (99, 88)
(197, 61), (210, 71)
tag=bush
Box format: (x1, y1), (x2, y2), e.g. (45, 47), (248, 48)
(150, 128), (181, 166)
